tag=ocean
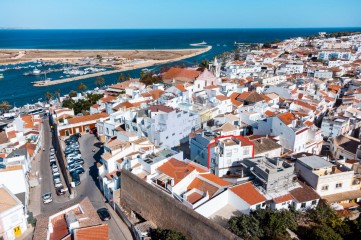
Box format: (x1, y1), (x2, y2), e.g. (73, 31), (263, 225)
(0, 28), (360, 106)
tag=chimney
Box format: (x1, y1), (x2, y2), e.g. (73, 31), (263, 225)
(332, 166), (337, 173)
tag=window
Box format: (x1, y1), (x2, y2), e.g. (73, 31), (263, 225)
(301, 202), (306, 208)
(336, 183), (342, 189)
(321, 185), (328, 191)
(311, 200), (317, 205)
(256, 204), (261, 209)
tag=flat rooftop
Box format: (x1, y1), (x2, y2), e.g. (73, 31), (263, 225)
(0, 186), (20, 214)
(298, 156), (334, 170)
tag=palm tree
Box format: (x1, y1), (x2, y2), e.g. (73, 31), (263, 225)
(45, 92), (53, 102)
(95, 76), (105, 87)
(118, 73), (124, 83)
(77, 82), (87, 92)
(125, 73), (131, 81)
(69, 90), (77, 98)
(0, 101), (11, 112)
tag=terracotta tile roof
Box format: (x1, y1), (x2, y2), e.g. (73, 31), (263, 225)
(289, 181), (320, 203)
(175, 84), (187, 92)
(91, 104), (100, 108)
(99, 95), (117, 103)
(273, 194), (293, 204)
(0, 132), (9, 144)
(186, 192), (204, 204)
(21, 115), (34, 129)
(68, 113), (108, 125)
(204, 84), (219, 89)
(149, 105), (174, 113)
(231, 60), (245, 65)
(163, 67), (201, 82)
(237, 91), (266, 103)
(148, 89), (164, 100)
(215, 95), (229, 101)
(230, 182), (266, 205)
(293, 100), (316, 111)
(108, 79), (139, 90)
(187, 178), (219, 198)
(157, 158), (197, 185)
(264, 110), (276, 117)
(73, 224), (109, 240)
(304, 120), (314, 127)
(277, 112), (297, 125)
(20, 142), (36, 157)
(6, 130), (16, 139)
(199, 173), (230, 187)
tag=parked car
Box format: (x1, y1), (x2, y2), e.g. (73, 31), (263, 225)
(68, 159), (84, 165)
(71, 172), (81, 186)
(56, 187), (66, 196)
(42, 193), (53, 204)
(67, 153), (81, 159)
(70, 167), (85, 175)
(53, 172), (60, 178)
(97, 208), (111, 221)
(50, 161), (56, 167)
(68, 163), (83, 171)
(65, 150), (81, 156)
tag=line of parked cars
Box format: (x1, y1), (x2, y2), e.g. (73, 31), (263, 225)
(43, 146), (66, 204)
(65, 134), (83, 186)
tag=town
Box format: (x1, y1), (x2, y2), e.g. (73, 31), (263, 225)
(1, 31), (361, 240)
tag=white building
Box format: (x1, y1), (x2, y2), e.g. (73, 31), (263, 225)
(0, 185), (28, 240)
(295, 156), (360, 200)
(321, 117), (350, 138)
(139, 105), (199, 148)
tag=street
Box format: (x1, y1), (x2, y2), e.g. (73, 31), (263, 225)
(33, 119), (133, 240)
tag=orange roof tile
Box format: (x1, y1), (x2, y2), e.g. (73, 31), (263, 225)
(264, 110), (276, 117)
(215, 95), (229, 101)
(199, 173), (230, 187)
(163, 67), (201, 82)
(186, 192), (204, 204)
(293, 100), (316, 111)
(273, 194), (293, 204)
(175, 84), (187, 92)
(6, 130), (16, 139)
(157, 158), (197, 185)
(68, 113), (108, 125)
(278, 112), (297, 125)
(21, 115), (34, 129)
(148, 89), (164, 100)
(230, 182), (266, 205)
(99, 95), (117, 103)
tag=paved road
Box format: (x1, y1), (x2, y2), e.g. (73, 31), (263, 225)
(36, 119), (133, 240)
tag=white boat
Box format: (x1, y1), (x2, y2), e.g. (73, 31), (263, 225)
(33, 68), (41, 75)
(0, 73), (3, 79)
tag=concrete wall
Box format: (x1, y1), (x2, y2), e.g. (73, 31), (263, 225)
(120, 170), (239, 240)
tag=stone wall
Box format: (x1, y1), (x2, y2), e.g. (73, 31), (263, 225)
(120, 169), (240, 240)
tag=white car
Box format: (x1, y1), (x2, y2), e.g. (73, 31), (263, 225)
(42, 193), (53, 204)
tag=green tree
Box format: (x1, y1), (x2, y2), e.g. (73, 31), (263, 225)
(228, 214), (263, 240)
(95, 76), (105, 87)
(69, 90), (77, 98)
(86, 93), (104, 104)
(77, 82), (87, 92)
(199, 59), (210, 70)
(140, 71), (163, 86)
(309, 225), (342, 240)
(150, 228), (188, 240)
(45, 92), (53, 102)
(0, 101), (11, 112)
(118, 73), (125, 82)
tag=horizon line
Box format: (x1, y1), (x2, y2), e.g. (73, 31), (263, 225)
(1, 26), (361, 30)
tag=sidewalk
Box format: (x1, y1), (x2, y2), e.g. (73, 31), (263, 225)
(28, 153), (42, 217)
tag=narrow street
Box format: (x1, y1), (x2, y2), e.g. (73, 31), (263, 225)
(30, 119), (133, 240)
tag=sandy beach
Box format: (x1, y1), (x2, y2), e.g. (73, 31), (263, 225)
(0, 47), (211, 65)
(0, 46), (212, 86)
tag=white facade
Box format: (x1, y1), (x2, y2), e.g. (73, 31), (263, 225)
(0, 185), (28, 240)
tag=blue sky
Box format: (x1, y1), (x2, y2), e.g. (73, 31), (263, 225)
(1, 0), (360, 29)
